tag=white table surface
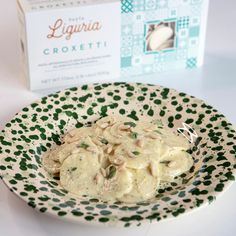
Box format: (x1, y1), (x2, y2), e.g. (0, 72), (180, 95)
(1, 0), (236, 235)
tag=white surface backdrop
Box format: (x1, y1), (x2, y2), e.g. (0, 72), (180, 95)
(0, 0), (236, 235)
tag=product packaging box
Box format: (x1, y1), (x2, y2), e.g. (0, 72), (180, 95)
(17, 0), (209, 90)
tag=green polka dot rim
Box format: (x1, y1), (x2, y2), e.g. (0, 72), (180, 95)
(0, 83), (235, 227)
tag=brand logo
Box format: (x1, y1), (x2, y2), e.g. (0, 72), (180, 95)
(47, 18), (102, 40)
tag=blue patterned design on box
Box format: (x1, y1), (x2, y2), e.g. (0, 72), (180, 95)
(186, 57), (197, 68)
(191, 0), (203, 5)
(133, 0), (145, 11)
(156, 0), (168, 9)
(121, 56), (132, 67)
(189, 26), (200, 37)
(121, 0), (134, 13)
(177, 17), (190, 29)
(144, 0), (156, 10)
(120, 0), (208, 76)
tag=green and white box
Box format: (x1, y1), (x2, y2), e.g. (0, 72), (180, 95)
(17, 0), (209, 90)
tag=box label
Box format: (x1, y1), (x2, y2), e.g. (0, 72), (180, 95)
(26, 1), (120, 90)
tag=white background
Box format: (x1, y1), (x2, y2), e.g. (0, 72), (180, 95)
(0, 0), (236, 235)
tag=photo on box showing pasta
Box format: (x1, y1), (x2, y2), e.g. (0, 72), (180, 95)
(145, 21), (176, 52)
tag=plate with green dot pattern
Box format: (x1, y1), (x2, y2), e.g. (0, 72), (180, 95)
(0, 83), (235, 227)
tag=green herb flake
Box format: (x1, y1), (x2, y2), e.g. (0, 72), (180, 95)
(156, 120), (163, 128)
(78, 142), (89, 149)
(68, 167), (77, 172)
(124, 121), (136, 127)
(186, 149), (193, 154)
(160, 160), (171, 165)
(107, 165), (117, 179)
(154, 130), (162, 135)
(130, 132), (138, 139)
(132, 151), (140, 156)
(100, 138), (108, 145)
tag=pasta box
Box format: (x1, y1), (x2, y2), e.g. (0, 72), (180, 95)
(17, 0), (209, 90)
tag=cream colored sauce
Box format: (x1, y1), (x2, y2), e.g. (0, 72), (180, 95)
(43, 116), (193, 203)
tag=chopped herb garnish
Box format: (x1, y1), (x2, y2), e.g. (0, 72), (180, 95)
(78, 142), (89, 149)
(130, 132), (138, 139)
(106, 165), (117, 179)
(68, 167), (77, 172)
(186, 149), (193, 154)
(124, 121), (136, 127)
(182, 177), (193, 184)
(156, 120), (163, 128)
(132, 151), (140, 156)
(154, 130), (162, 135)
(160, 160), (171, 165)
(100, 138), (109, 145)
(85, 122), (92, 127)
